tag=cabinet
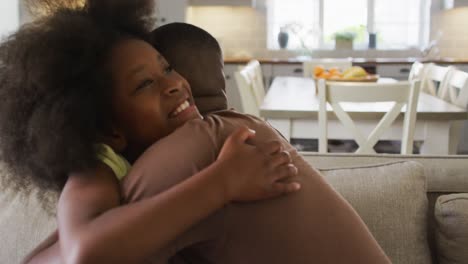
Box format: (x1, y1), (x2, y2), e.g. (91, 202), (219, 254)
(154, 0), (187, 27)
(271, 64), (304, 78)
(453, 64), (468, 72)
(377, 63), (468, 81)
(444, 0), (468, 9)
(189, 0), (254, 6)
(376, 64), (412, 80)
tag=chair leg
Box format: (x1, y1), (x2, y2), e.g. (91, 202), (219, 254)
(449, 121), (463, 154)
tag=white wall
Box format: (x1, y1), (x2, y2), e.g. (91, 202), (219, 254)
(187, 6), (267, 58)
(431, 7), (468, 58)
(0, 1), (20, 40)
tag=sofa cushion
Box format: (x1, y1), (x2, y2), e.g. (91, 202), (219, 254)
(302, 153), (468, 193)
(320, 161), (432, 264)
(0, 157), (432, 263)
(435, 193), (468, 264)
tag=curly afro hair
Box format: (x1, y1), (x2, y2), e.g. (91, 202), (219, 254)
(0, 0), (155, 209)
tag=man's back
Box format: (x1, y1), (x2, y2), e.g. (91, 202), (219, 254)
(122, 110), (389, 263)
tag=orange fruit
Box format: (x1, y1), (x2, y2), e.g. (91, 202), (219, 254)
(330, 73), (343, 79)
(328, 67), (341, 75)
(313, 65), (325, 77)
(317, 71), (331, 79)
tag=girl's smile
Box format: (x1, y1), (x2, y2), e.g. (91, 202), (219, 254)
(107, 38), (202, 160)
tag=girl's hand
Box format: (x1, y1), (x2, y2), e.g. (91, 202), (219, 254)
(216, 126), (300, 202)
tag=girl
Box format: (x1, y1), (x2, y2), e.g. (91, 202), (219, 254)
(0, 1), (300, 263)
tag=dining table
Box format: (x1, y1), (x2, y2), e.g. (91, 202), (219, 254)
(260, 76), (468, 155)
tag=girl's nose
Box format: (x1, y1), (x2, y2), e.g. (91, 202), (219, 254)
(163, 78), (183, 95)
(165, 86), (181, 95)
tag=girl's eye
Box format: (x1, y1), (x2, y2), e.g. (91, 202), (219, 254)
(137, 79), (154, 90)
(164, 65), (173, 74)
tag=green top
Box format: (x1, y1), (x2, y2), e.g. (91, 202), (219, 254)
(95, 144), (131, 181)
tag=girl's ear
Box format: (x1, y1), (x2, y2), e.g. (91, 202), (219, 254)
(102, 127), (127, 153)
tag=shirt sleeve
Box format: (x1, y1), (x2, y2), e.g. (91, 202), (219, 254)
(95, 143), (131, 181)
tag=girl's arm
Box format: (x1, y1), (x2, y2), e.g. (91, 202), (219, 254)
(22, 231), (61, 264)
(59, 160), (225, 264)
(28, 127), (298, 264)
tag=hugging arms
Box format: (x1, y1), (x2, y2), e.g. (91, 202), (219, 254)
(8, 2), (390, 262)
(120, 111), (390, 264)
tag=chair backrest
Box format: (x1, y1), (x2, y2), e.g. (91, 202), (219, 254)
(438, 68), (468, 109)
(408, 61), (427, 81)
(303, 59), (352, 77)
(420, 63), (452, 96)
(318, 80), (421, 154)
(437, 68), (468, 154)
(234, 60), (265, 116)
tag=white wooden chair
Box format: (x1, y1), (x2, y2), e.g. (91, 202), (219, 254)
(437, 68), (468, 153)
(408, 61), (428, 81)
(318, 79), (421, 154)
(303, 58), (352, 78)
(234, 60), (265, 117)
(420, 63), (453, 96)
(438, 68), (468, 106)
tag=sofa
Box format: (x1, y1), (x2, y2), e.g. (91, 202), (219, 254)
(1, 153), (467, 264)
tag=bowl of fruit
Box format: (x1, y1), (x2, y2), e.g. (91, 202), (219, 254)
(313, 66), (379, 82)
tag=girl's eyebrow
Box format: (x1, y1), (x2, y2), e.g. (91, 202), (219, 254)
(156, 54), (163, 61)
(156, 54), (167, 66)
(128, 64), (146, 78)
(129, 54), (164, 77)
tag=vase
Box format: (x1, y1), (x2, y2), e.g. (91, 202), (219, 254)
(369, 33), (377, 49)
(278, 31), (289, 49)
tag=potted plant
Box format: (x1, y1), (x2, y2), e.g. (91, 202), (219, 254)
(334, 32), (355, 50)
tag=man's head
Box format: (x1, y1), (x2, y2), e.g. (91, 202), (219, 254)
(150, 23), (228, 114)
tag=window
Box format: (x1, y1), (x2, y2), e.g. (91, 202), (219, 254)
(323, 0), (368, 48)
(267, 0), (320, 51)
(0, 1), (19, 41)
(267, 0), (430, 50)
(374, 0), (430, 49)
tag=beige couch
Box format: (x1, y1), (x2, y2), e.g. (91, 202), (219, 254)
(1, 153), (467, 264)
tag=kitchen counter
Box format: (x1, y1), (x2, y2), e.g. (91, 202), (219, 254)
(224, 57), (468, 65)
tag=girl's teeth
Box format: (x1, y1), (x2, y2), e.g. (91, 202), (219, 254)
(174, 101), (189, 116)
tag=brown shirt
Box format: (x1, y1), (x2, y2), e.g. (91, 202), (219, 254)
(121, 110), (347, 263)
(24, 111), (387, 264)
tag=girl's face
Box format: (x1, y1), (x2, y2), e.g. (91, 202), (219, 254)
(108, 38), (202, 160)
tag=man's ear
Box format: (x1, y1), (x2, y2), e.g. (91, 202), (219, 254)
(101, 127), (127, 153)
